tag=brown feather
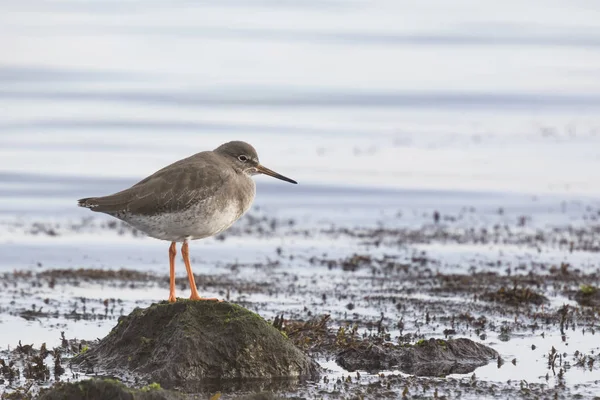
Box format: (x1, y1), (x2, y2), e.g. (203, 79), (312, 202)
(77, 151), (235, 216)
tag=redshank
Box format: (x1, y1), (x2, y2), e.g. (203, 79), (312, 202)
(78, 141), (297, 302)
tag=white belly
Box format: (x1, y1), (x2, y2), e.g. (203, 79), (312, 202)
(123, 190), (254, 242)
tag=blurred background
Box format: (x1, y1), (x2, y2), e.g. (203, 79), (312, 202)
(1, 0), (599, 201)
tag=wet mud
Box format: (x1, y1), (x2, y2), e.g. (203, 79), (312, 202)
(1, 199), (600, 399)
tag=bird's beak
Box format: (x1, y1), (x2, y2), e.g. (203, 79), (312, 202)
(256, 164), (297, 184)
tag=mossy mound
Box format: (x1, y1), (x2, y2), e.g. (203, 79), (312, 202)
(37, 379), (181, 400)
(72, 301), (319, 391)
(337, 338), (498, 376)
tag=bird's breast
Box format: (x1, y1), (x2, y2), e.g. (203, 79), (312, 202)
(235, 176), (256, 216)
(187, 175), (256, 239)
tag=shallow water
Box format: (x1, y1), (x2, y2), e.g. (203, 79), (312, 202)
(1, 0), (600, 194)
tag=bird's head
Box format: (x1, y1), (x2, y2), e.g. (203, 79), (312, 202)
(215, 141), (297, 184)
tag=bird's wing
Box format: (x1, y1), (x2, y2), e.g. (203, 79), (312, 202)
(79, 153), (232, 215)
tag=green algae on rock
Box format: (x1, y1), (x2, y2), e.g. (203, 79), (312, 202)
(71, 301), (319, 391)
(37, 379), (183, 400)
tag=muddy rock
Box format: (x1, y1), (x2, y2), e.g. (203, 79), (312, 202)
(337, 338), (497, 377)
(72, 301), (319, 391)
(38, 379), (182, 400)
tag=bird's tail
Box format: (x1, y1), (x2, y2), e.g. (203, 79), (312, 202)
(77, 193), (132, 213)
(78, 197), (99, 210)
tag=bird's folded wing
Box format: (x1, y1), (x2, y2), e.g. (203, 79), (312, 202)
(84, 159), (231, 216)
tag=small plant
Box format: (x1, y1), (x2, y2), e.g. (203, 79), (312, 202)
(580, 285), (597, 296)
(335, 323), (358, 348)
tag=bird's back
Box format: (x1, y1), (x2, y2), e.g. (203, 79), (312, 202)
(79, 151), (221, 214)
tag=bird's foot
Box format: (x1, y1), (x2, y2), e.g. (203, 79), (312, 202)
(190, 293), (221, 302)
(168, 294), (177, 303)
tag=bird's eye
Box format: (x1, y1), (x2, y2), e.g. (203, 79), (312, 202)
(238, 155), (248, 162)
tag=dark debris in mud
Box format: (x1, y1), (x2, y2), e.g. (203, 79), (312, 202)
(480, 286), (548, 306)
(324, 221), (600, 253)
(0, 332), (92, 400)
(37, 269), (153, 282)
(300, 372), (600, 400)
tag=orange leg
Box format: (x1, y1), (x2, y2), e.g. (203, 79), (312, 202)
(168, 242), (177, 303)
(181, 241), (219, 301)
